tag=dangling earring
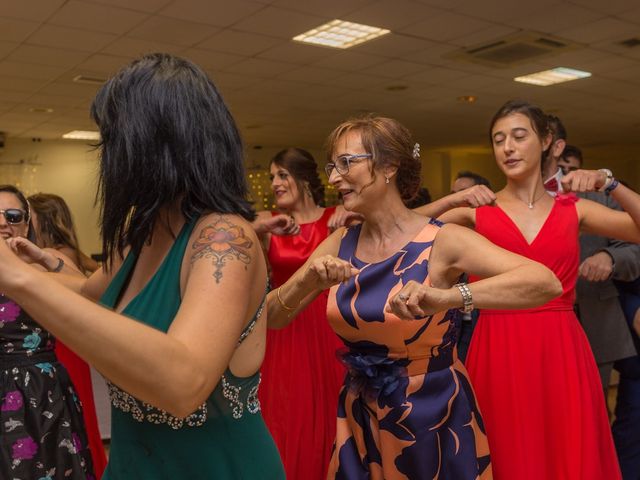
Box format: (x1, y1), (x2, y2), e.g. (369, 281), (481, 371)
(385, 176), (390, 184)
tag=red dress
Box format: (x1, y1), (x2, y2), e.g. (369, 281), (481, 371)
(466, 199), (621, 479)
(259, 207), (346, 480)
(56, 341), (107, 478)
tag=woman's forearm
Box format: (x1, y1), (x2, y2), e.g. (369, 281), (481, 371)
(267, 279), (321, 329)
(10, 268), (213, 418)
(468, 263), (562, 310)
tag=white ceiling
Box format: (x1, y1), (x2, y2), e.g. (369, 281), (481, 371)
(1, 0), (640, 151)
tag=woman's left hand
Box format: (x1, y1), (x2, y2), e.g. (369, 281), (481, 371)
(561, 169), (607, 193)
(386, 280), (454, 319)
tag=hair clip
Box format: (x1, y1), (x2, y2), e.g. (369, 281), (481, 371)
(412, 142), (421, 160)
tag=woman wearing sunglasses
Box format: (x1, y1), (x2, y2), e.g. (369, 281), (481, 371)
(266, 116), (562, 478)
(0, 185), (95, 479)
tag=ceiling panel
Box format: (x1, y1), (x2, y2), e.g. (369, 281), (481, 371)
(196, 29), (282, 56)
(27, 25), (118, 52)
(0, 0), (637, 152)
(271, 0), (371, 18)
(83, 0), (173, 13)
(6, 45), (89, 68)
(232, 6), (326, 39)
(127, 15), (219, 46)
(0, 18), (42, 43)
(159, 0), (265, 27)
(100, 36), (185, 57)
(48, 1), (149, 34)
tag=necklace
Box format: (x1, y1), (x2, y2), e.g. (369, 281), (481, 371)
(522, 190), (547, 209)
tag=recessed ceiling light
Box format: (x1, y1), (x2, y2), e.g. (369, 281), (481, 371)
(62, 130), (101, 140)
(293, 20), (390, 49)
(29, 107), (54, 113)
(514, 67), (591, 86)
(457, 95), (477, 103)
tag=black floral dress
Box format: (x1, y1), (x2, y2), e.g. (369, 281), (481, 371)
(1, 294), (95, 479)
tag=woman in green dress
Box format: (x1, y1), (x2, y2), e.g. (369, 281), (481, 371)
(0, 53), (285, 479)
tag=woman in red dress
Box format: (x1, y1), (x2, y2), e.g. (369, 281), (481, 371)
(420, 100), (640, 479)
(29, 193), (107, 479)
(254, 148), (346, 480)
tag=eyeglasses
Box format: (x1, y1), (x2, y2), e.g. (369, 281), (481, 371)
(325, 153), (372, 177)
(0, 208), (27, 225)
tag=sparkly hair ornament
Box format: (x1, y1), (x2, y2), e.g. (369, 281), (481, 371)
(412, 142), (421, 160)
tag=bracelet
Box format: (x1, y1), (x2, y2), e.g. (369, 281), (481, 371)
(453, 282), (474, 313)
(597, 168), (613, 192)
(49, 257), (65, 273)
(276, 286), (298, 311)
(604, 178), (620, 196)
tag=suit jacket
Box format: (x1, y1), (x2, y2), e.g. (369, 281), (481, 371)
(575, 191), (640, 364)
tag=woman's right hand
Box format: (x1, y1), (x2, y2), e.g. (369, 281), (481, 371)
(264, 213), (300, 236)
(327, 205), (363, 231)
(451, 184), (496, 208)
(6, 236), (49, 266)
(299, 254), (359, 291)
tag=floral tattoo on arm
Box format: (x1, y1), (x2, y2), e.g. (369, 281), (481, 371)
(191, 216), (253, 283)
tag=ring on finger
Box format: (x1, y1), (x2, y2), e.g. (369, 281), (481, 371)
(398, 293), (409, 301)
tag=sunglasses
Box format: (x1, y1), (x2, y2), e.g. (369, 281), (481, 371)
(325, 153), (372, 177)
(0, 208), (27, 225)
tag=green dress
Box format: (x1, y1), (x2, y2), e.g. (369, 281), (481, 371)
(99, 220), (285, 479)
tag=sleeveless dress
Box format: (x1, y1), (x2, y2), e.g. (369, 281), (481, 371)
(99, 220), (285, 479)
(260, 206), (346, 480)
(1, 295), (95, 479)
(326, 220), (492, 479)
(466, 199), (622, 479)
(56, 341), (107, 478)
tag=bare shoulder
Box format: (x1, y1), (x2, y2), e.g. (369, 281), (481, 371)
(188, 213), (261, 284)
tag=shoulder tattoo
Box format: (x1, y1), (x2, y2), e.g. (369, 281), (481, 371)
(191, 216), (253, 283)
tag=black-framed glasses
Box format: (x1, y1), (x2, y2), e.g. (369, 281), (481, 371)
(0, 208), (27, 225)
(325, 153), (372, 177)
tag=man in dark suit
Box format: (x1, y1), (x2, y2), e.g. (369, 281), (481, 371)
(449, 171), (492, 363)
(558, 145), (639, 392)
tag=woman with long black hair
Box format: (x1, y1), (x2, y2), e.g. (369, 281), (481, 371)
(1, 54), (284, 479)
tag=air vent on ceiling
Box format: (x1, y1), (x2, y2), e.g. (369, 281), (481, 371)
(447, 32), (581, 68)
(72, 74), (107, 85)
(619, 37), (640, 48)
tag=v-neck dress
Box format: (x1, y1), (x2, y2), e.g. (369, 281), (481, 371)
(260, 206), (346, 480)
(99, 220), (285, 479)
(326, 220), (492, 479)
(466, 199), (621, 479)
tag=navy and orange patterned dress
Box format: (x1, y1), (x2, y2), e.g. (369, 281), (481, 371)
(326, 219), (492, 479)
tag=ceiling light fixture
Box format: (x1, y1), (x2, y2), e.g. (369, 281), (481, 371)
(29, 107), (54, 113)
(293, 20), (390, 49)
(457, 95), (477, 103)
(514, 67), (591, 86)
(62, 130), (101, 141)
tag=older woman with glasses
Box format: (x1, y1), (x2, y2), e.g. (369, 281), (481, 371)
(0, 185), (95, 479)
(266, 116), (562, 478)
